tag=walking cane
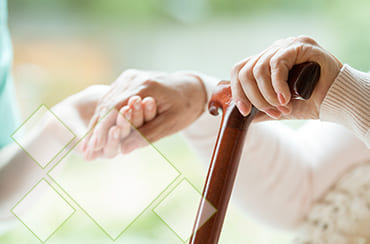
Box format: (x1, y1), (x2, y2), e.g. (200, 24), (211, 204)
(189, 62), (321, 244)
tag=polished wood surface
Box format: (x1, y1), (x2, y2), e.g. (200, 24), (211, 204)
(189, 62), (320, 244)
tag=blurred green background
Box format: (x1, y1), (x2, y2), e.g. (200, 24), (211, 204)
(2, 0), (369, 243)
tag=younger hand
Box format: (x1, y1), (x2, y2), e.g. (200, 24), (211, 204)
(83, 95), (158, 159)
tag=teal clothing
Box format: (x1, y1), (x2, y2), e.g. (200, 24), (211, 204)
(0, 0), (18, 148)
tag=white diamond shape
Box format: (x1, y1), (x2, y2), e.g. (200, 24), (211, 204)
(11, 179), (75, 243)
(48, 121), (180, 240)
(11, 105), (75, 168)
(153, 179), (217, 242)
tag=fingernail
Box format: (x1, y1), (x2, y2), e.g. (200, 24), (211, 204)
(277, 106), (290, 115)
(265, 108), (281, 119)
(236, 100), (249, 116)
(278, 93), (286, 105)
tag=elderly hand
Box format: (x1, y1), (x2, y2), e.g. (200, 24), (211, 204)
(80, 70), (207, 160)
(231, 36), (343, 121)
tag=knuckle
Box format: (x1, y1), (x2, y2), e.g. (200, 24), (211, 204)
(142, 79), (159, 87)
(239, 66), (254, 83)
(237, 68), (246, 82)
(285, 36), (296, 44)
(231, 62), (243, 75)
(270, 54), (290, 71)
(296, 35), (316, 45)
(252, 63), (265, 77)
(269, 56), (281, 69)
(231, 63), (239, 71)
(140, 79), (163, 95)
(273, 37), (289, 46)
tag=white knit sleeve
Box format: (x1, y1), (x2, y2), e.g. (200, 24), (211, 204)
(182, 71), (369, 229)
(183, 114), (369, 230)
(320, 64), (370, 148)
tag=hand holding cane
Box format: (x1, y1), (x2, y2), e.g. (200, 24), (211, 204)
(189, 62), (321, 244)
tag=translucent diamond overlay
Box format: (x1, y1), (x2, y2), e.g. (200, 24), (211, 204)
(48, 108), (181, 241)
(153, 178), (217, 243)
(11, 179), (76, 243)
(11, 105), (76, 168)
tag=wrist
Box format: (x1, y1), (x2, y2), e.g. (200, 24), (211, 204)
(173, 71), (208, 117)
(318, 54), (343, 104)
(184, 73), (208, 108)
(320, 64), (370, 147)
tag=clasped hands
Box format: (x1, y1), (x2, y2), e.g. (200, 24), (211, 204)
(53, 36), (342, 160)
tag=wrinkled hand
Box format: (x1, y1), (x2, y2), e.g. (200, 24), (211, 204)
(231, 36), (343, 121)
(81, 70), (207, 160)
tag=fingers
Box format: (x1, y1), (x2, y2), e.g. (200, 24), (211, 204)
(120, 112), (171, 154)
(238, 55), (282, 119)
(254, 48), (292, 115)
(231, 41), (313, 119)
(79, 113), (99, 152)
(270, 46), (298, 106)
(90, 108), (118, 151)
(231, 58), (252, 116)
(116, 106), (132, 139)
(253, 48), (280, 107)
(142, 97), (157, 122)
(103, 126), (121, 158)
(86, 95), (158, 157)
(128, 96), (144, 128)
(120, 132), (148, 154)
(85, 148), (103, 161)
(82, 108), (119, 159)
(120, 96), (160, 154)
(230, 36), (328, 119)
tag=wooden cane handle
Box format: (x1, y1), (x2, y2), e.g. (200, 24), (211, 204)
(189, 62), (320, 244)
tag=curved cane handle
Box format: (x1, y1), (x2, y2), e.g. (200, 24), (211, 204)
(189, 62), (320, 244)
(209, 61), (321, 114)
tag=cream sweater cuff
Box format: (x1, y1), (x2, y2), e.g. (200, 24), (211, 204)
(319, 64), (370, 148)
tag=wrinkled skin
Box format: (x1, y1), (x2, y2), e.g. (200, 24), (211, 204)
(230, 36), (342, 121)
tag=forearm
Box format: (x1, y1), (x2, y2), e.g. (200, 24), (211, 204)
(181, 67), (370, 228)
(183, 68), (370, 228)
(183, 114), (369, 230)
(0, 118), (59, 221)
(182, 115), (314, 228)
